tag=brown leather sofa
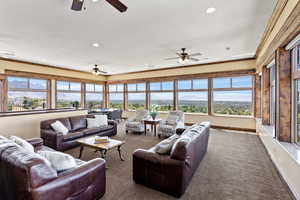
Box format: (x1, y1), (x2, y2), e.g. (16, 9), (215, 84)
(41, 115), (117, 151)
(133, 122), (210, 197)
(0, 137), (106, 200)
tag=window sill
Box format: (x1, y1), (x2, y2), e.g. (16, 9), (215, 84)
(0, 108), (88, 118)
(212, 114), (254, 119)
(279, 142), (300, 166)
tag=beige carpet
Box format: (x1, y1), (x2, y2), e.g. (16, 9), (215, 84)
(67, 124), (293, 200)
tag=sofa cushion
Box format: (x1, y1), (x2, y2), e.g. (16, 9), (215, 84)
(83, 125), (114, 136)
(42, 118), (72, 131)
(63, 131), (84, 141)
(37, 150), (77, 172)
(154, 134), (179, 155)
(95, 115), (108, 126)
(51, 121), (69, 135)
(69, 116), (87, 131)
(170, 136), (191, 161)
(10, 136), (35, 153)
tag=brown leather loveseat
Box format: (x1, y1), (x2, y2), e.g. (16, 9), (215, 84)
(41, 115), (117, 151)
(0, 137), (106, 200)
(133, 122), (210, 197)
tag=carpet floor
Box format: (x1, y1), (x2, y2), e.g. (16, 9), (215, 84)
(66, 124), (293, 200)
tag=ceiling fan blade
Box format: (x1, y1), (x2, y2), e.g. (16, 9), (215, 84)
(189, 53), (202, 57)
(164, 57), (179, 60)
(100, 71), (108, 74)
(189, 57), (200, 61)
(71, 0), (84, 11)
(105, 0), (127, 12)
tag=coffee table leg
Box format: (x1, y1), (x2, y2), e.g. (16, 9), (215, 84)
(78, 146), (84, 159)
(154, 124), (157, 137)
(117, 146), (124, 161)
(100, 150), (107, 159)
(144, 124), (147, 135)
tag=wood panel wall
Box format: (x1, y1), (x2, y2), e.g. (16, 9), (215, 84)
(255, 75), (262, 118)
(276, 48), (292, 142)
(262, 67), (270, 125)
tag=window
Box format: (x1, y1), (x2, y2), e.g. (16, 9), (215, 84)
(178, 79), (208, 113)
(109, 84), (124, 109)
(150, 81), (174, 111)
(212, 76), (253, 116)
(56, 81), (82, 108)
(85, 83), (103, 109)
(269, 63), (276, 128)
(293, 45), (300, 144)
(127, 83), (146, 110)
(7, 76), (49, 112)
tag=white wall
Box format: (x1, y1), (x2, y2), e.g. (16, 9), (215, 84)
(123, 111), (256, 130)
(0, 110), (88, 139)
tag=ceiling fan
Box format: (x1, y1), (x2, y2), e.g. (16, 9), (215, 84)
(92, 64), (108, 75)
(71, 0), (127, 12)
(165, 48), (202, 64)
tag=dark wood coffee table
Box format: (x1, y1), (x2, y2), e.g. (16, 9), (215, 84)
(77, 136), (125, 161)
(143, 119), (162, 136)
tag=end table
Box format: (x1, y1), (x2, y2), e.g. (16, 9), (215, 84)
(143, 119), (162, 136)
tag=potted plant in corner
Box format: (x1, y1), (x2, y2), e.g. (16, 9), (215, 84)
(150, 104), (158, 120)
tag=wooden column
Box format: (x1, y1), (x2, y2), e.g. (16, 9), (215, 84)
(0, 75), (6, 112)
(262, 67), (270, 125)
(208, 78), (212, 115)
(276, 48), (292, 142)
(255, 74), (262, 118)
(173, 80), (178, 111)
(146, 82), (150, 110)
(124, 83), (128, 110)
(104, 82), (109, 108)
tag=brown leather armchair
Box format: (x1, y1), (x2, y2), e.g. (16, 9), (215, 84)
(133, 122), (210, 197)
(0, 137), (106, 200)
(41, 115), (117, 151)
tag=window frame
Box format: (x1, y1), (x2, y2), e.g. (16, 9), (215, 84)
(56, 80), (83, 109)
(211, 75), (254, 117)
(177, 79), (209, 114)
(292, 44), (300, 145)
(108, 84), (124, 109)
(149, 81), (175, 112)
(6, 76), (50, 112)
(85, 83), (104, 109)
(127, 83), (146, 111)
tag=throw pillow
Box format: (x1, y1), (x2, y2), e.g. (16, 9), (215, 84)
(154, 134), (179, 155)
(51, 121), (69, 135)
(87, 118), (100, 128)
(37, 150), (77, 172)
(170, 136), (191, 161)
(10, 136), (34, 153)
(94, 115), (108, 126)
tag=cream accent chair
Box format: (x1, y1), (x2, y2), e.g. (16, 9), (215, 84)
(125, 110), (150, 134)
(157, 111), (185, 138)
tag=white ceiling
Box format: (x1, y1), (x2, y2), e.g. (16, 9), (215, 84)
(0, 0), (275, 74)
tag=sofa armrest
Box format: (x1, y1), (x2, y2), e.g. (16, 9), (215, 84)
(108, 120), (118, 136)
(26, 138), (44, 151)
(32, 159), (106, 200)
(133, 149), (186, 197)
(40, 129), (63, 150)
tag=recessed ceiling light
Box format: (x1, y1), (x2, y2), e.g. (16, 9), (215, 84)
(92, 0), (99, 2)
(206, 7), (216, 14)
(92, 43), (99, 47)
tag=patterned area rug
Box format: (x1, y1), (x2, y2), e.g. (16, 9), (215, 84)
(66, 124), (293, 200)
